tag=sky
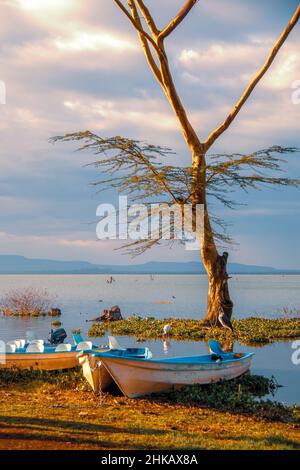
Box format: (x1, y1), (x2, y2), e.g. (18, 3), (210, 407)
(0, 0), (299, 268)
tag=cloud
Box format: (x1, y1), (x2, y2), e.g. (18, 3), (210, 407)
(0, 196), (42, 217)
(0, 0), (299, 267)
(62, 95), (179, 133)
(178, 40), (300, 91)
(0, 229), (196, 264)
(4, 31), (138, 73)
(55, 31), (137, 53)
(17, 0), (74, 11)
(0, 230), (112, 262)
(264, 49), (300, 90)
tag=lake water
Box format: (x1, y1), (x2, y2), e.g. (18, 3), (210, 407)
(0, 274), (299, 405)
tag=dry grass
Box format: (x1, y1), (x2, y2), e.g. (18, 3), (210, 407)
(0, 380), (299, 450)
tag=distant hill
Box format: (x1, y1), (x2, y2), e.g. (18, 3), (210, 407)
(0, 255), (298, 275)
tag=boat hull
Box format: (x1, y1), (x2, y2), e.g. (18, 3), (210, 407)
(80, 347), (152, 393)
(100, 354), (253, 398)
(80, 355), (113, 393)
(0, 352), (80, 371)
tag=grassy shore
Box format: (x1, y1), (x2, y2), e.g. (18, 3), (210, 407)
(89, 317), (300, 345)
(0, 369), (299, 450)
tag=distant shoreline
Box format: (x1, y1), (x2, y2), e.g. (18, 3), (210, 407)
(1, 255), (298, 276)
(0, 272), (299, 276)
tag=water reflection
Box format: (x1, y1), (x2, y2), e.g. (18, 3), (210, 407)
(219, 339), (234, 353)
(162, 338), (171, 353)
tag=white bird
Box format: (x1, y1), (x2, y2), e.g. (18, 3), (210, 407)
(163, 324), (172, 337)
(218, 308), (233, 332)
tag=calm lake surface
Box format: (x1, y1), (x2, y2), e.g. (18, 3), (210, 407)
(0, 274), (299, 405)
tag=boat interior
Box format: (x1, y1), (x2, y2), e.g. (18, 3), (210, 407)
(4, 338), (97, 354)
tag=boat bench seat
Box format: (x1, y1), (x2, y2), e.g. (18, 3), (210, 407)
(76, 341), (93, 351)
(26, 343), (45, 353)
(15, 339), (26, 348)
(6, 343), (16, 353)
(55, 343), (72, 352)
(28, 340), (44, 346)
(7, 339), (26, 349)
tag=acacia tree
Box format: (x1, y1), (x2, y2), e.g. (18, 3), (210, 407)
(54, 2), (300, 327)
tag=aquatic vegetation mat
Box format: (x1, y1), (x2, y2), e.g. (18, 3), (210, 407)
(88, 317), (300, 345)
(171, 374), (300, 424)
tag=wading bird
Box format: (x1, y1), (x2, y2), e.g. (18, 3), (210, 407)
(218, 307), (234, 333)
(163, 324), (172, 339)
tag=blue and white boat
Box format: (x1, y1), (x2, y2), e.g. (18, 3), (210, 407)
(79, 336), (152, 392)
(0, 333), (100, 371)
(0, 331), (151, 379)
(96, 340), (254, 398)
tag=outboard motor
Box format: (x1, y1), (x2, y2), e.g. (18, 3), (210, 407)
(48, 328), (67, 345)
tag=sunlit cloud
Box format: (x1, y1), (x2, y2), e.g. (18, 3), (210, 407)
(5, 29), (138, 72)
(178, 43), (266, 89)
(13, 0), (81, 29)
(58, 238), (101, 248)
(18, 0), (74, 12)
(55, 31), (137, 52)
(178, 40), (300, 96)
(63, 97), (178, 132)
(264, 51), (300, 89)
(179, 43), (265, 72)
(15, 108), (42, 125)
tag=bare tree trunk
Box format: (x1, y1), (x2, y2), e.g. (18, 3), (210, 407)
(151, 50), (235, 325)
(204, 252), (233, 325)
(191, 150), (233, 325)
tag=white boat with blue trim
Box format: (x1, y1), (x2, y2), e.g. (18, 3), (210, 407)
(0, 331), (152, 377)
(96, 340), (254, 398)
(79, 336), (152, 392)
(0, 332), (100, 371)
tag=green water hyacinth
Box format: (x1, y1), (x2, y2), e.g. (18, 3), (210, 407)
(88, 317), (300, 346)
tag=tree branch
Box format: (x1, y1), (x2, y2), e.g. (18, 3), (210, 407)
(127, 0), (163, 85)
(135, 0), (160, 37)
(115, 0), (204, 156)
(204, 3), (300, 151)
(159, 0), (199, 40)
(136, 150), (180, 203)
(113, 0), (160, 53)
